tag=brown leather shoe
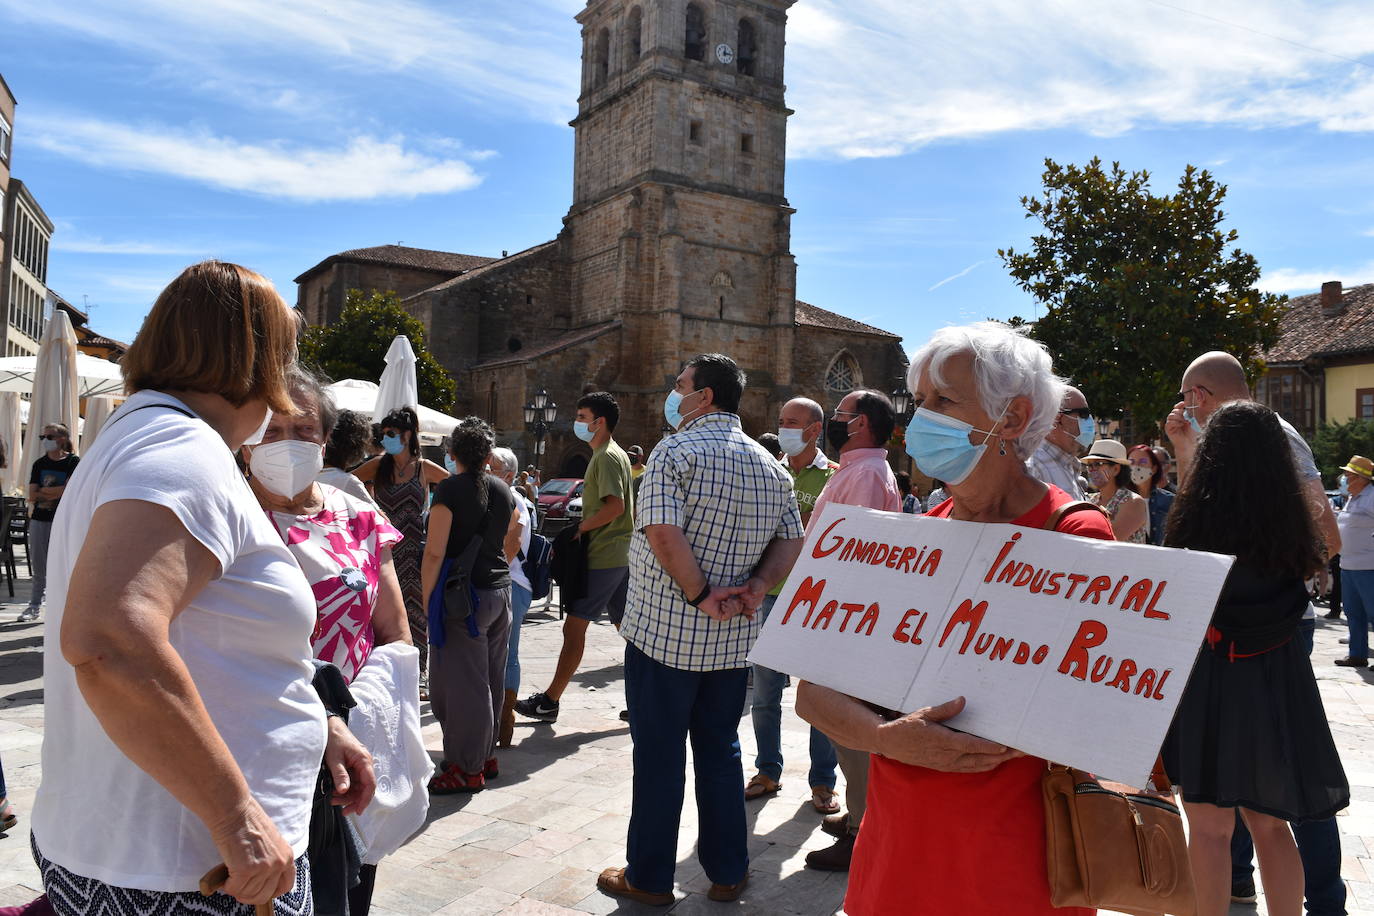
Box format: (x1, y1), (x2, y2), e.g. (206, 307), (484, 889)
(707, 872), (748, 902)
(820, 812), (849, 838)
(805, 832), (855, 871)
(596, 867), (673, 906)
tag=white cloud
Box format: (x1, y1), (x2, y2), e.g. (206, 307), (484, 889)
(1364, 227), (1374, 237)
(52, 236), (210, 255)
(785, 0), (1374, 159)
(929, 261), (987, 292)
(1261, 262), (1374, 293)
(26, 116), (484, 202)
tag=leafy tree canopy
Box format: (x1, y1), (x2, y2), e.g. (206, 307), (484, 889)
(1000, 158), (1286, 435)
(298, 289), (457, 413)
(1312, 419), (1374, 488)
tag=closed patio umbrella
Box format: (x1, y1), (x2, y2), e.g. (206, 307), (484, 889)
(0, 392), (22, 495)
(372, 336), (419, 423)
(80, 396), (118, 454)
(21, 310), (81, 478)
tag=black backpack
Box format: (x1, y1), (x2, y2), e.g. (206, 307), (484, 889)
(520, 531), (554, 600)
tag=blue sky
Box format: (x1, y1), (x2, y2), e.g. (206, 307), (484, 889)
(2, 0), (1372, 353)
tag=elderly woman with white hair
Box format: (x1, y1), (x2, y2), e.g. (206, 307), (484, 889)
(798, 321), (1115, 915)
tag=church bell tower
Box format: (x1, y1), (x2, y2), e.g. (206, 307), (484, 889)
(564, 0), (799, 436)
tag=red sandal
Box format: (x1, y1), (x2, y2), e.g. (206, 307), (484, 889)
(427, 762), (484, 795)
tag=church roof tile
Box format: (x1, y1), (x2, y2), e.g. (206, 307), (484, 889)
(795, 301), (899, 339)
(411, 241), (559, 297)
(294, 245), (497, 283)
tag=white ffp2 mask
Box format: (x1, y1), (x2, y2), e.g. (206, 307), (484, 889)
(249, 440), (324, 499)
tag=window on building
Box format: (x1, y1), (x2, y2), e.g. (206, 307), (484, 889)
(685, 3), (706, 61)
(740, 133), (753, 154)
(626, 6), (643, 63)
(689, 120), (703, 144)
(1359, 388), (1374, 422)
(0, 114), (10, 164)
(825, 352), (861, 393)
(594, 27), (611, 87)
(737, 18), (757, 76)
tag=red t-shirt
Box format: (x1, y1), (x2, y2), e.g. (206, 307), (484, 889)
(845, 485), (1113, 916)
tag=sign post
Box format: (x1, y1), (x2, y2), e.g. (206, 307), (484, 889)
(748, 503), (1234, 785)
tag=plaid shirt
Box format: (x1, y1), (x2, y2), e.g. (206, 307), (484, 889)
(623, 411), (804, 671)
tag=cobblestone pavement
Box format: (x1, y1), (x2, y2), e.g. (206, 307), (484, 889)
(0, 568), (1371, 914)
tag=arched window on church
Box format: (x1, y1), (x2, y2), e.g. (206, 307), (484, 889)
(737, 18), (757, 76)
(684, 3), (706, 61)
(594, 27), (611, 86)
(825, 352), (862, 394)
(488, 381), (498, 423)
(626, 6), (643, 64)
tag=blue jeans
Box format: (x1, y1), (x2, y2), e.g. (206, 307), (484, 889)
(1341, 567), (1374, 659)
(1231, 617), (1345, 915)
(625, 642), (749, 894)
(751, 595), (837, 788)
(504, 582), (533, 691)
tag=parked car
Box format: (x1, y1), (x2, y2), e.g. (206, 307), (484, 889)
(538, 478), (584, 520)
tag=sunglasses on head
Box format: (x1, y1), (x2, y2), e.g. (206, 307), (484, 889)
(1060, 408), (1091, 419)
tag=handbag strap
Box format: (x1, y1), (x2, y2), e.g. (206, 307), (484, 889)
(1042, 500), (1110, 532)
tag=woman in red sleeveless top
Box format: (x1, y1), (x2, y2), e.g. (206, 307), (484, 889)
(798, 322), (1114, 915)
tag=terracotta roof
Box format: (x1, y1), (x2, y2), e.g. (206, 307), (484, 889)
(294, 245), (497, 283)
(795, 301), (900, 340)
(1264, 283), (1374, 364)
(410, 240), (559, 298)
(470, 321), (621, 371)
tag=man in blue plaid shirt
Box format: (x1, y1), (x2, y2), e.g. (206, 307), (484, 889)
(597, 353), (804, 907)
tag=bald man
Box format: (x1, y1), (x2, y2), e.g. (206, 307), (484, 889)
(1166, 351), (1346, 912)
(1026, 386), (1093, 499)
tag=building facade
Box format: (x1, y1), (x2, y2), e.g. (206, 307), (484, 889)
(296, 0), (908, 474)
(0, 74), (54, 358)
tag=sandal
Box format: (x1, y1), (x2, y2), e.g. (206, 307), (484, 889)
(744, 773), (781, 801)
(810, 785), (840, 814)
(0, 797), (15, 832)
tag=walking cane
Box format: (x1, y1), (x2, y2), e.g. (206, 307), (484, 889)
(199, 863), (274, 916)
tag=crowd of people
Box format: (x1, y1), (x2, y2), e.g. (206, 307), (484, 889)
(0, 258), (1360, 916)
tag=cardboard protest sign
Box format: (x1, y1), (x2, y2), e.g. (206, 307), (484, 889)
(748, 502), (1234, 785)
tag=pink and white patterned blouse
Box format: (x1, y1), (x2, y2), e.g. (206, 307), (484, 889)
(266, 484), (404, 683)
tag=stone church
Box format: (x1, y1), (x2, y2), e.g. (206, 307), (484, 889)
(296, 0), (907, 477)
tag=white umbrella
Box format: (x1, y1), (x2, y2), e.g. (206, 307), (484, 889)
(21, 310), (81, 481)
(0, 392), (22, 495)
(0, 351), (123, 398)
(80, 396), (118, 454)
(372, 336), (419, 423)
(327, 379), (460, 446)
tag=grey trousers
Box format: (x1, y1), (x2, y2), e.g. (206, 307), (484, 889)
(430, 586), (512, 774)
(27, 519), (52, 610)
(834, 744), (870, 835)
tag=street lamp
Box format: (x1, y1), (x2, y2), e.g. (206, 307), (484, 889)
(890, 387), (914, 423)
(523, 388), (558, 478)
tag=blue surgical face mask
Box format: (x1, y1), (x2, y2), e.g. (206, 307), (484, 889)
(664, 388), (701, 429)
(574, 420), (596, 443)
(1074, 415), (1096, 450)
(777, 427), (809, 457)
(382, 432), (404, 455)
(904, 407), (1001, 486)
(1184, 406), (1204, 435)
(444, 454), (457, 474)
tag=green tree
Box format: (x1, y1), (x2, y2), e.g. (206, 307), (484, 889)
(1312, 419), (1374, 487)
(999, 158), (1286, 435)
(298, 289), (457, 413)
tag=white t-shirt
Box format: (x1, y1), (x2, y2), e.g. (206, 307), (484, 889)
(509, 493), (533, 592)
(33, 391), (326, 891)
(317, 465), (375, 506)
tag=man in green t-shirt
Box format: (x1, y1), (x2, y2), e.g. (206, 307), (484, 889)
(746, 398), (841, 813)
(515, 391), (634, 723)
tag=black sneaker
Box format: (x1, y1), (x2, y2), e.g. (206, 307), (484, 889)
(514, 691), (560, 722)
(1230, 877), (1257, 904)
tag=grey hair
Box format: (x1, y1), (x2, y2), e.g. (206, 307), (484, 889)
(286, 365), (339, 439)
(490, 446), (519, 476)
(907, 321), (1066, 460)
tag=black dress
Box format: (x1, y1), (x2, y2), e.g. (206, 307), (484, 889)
(1163, 563), (1349, 822)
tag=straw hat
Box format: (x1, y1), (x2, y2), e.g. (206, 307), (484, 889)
(1084, 439), (1130, 466)
(1341, 455), (1374, 479)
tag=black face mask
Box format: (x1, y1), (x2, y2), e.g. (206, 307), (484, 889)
(826, 418), (854, 452)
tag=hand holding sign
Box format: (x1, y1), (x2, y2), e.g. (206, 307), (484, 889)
(874, 696), (1021, 774)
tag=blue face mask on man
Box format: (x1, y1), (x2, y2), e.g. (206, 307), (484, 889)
(664, 388), (701, 429)
(904, 406), (1003, 486)
(1073, 414), (1096, 450)
(574, 419), (597, 443)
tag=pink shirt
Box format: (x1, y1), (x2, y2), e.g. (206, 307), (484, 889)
(810, 447), (901, 524)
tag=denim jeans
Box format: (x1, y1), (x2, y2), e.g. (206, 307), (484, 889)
(26, 519), (52, 610)
(504, 582), (533, 691)
(1341, 567), (1374, 659)
(1231, 617), (1345, 915)
(750, 595), (837, 788)
(625, 642), (749, 894)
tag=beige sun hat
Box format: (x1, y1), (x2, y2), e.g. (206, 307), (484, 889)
(1341, 455), (1374, 479)
(1085, 439), (1130, 466)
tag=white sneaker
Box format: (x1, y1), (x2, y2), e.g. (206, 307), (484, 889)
(17, 607), (39, 622)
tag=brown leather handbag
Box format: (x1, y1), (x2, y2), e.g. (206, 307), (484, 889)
(1042, 761), (1196, 915)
